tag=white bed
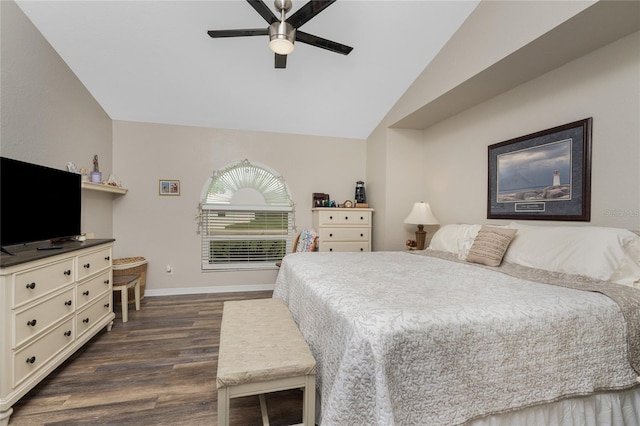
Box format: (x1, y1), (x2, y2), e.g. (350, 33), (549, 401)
(273, 223), (640, 425)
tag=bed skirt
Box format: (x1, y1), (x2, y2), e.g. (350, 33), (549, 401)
(467, 386), (640, 426)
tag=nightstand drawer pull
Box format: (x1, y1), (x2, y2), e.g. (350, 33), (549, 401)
(104, 279), (110, 284)
(104, 256), (110, 261)
(26, 356), (36, 364)
(104, 303), (110, 308)
(65, 300), (72, 306)
(84, 263), (91, 269)
(82, 318), (90, 324)
(64, 330), (72, 337)
(26, 282), (36, 290)
(64, 269), (71, 276)
(27, 319), (37, 327)
(83, 290), (90, 296)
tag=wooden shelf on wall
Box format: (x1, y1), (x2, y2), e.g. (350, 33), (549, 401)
(81, 181), (128, 195)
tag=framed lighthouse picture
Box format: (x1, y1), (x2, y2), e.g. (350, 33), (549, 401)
(487, 118), (592, 221)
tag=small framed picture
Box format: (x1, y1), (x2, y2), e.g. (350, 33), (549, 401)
(159, 179), (180, 196)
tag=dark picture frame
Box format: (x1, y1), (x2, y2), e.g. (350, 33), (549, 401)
(487, 118), (592, 221)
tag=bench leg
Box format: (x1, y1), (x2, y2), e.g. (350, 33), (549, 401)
(218, 387), (230, 426)
(303, 375), (316, 426)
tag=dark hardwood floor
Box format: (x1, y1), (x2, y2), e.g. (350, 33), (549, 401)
(9, 291), (303, 426)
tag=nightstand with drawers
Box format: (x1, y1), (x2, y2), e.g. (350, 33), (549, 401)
(312, 207), (374, 252)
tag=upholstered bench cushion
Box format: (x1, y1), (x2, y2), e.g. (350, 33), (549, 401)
(216, 298), (316, 389)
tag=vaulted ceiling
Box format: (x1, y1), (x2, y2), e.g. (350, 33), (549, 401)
(16, 1), (479, 139)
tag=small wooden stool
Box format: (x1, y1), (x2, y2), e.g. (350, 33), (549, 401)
(112, 274), (141, 323)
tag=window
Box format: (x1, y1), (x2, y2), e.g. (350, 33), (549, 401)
(199, 160), (295, 270)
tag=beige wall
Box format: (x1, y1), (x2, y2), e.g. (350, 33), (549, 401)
(112, 120), (366, 294)
(369, 0), (640, 251)
(422, 32), (639, 231)
(1, 1), (114, 238)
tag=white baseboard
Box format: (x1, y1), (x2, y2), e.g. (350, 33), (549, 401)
(144, 284), (275, 297)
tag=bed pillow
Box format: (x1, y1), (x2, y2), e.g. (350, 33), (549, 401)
(505, 222), (640, 286)
(429, 224), (481, 254)
(465, 226), (517, 267)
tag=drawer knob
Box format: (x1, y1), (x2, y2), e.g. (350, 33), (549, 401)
(329, 233), (333, 237)
(27, 319), (37, 327)
(83, 290), (90, 296)
(26, 282), (36, 290)
(26, 356), (36, 364)
(105, 256), (111, 261)
(65, 300), (72, 306)
(83, 263), (91, 269)
(329, 248), (333, 252)
(64, 330), (72, 337)
(345, 216), (349, 220)
(360, 233), (364, 237)
(104, 303), (110, 308)
(329, 216), (333, 220)
(360, 248), (364, 251)
(64, 269), (71, 276)
(82, 318), (90, 324)
(104, 279), (110, 285)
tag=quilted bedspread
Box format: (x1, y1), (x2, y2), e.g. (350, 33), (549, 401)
(273, 251), (640, 426)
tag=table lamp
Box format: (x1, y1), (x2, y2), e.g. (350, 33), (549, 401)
(404, 202), (439, 250)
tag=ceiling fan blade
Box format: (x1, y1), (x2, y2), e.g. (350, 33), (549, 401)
(286, 0), (336, 28)
(296, 31), (353, 55)
(207, 28), (269, 38)
(247, 0), (278, 24)
(275, 53), (287, 69)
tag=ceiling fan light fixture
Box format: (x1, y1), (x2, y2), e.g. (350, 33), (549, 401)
(269, 21), (295, 55)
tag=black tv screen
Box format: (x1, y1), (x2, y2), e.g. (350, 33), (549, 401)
(1, 157), (81, 248)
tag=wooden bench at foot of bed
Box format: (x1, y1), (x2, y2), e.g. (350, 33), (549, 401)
(216, 298), (316, 426)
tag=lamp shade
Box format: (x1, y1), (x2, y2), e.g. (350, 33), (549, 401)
(404, 202), (439, 225)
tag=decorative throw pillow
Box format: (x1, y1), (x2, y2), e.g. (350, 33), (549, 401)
(466, 226), (517, 267)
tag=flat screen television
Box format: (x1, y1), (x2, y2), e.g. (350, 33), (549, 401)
(1, 156), (81, 252)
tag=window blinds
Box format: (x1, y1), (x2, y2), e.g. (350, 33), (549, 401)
(201, 205), (294, 270)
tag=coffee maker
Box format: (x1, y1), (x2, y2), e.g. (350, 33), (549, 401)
(355, 181), (366, 204)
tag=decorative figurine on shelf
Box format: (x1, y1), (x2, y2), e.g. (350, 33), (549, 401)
(90, 155), (102, 183)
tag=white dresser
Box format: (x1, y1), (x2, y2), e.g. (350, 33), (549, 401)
(312, 208), (374, 252)
(0, 240), (115, 426)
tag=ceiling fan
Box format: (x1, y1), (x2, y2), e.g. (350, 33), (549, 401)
(207, 0), (353, 69)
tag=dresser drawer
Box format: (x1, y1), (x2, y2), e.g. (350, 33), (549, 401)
(77, 270), (111, 309)
(316, 210), (371, 226)
(76, 293), (112, 338)
(77, 247), (112, 280)
(13, 259), (74, 308)
(14, 288), (74, 348)
(319, 228), (370, 242)
(13, 317), (74, 387)
(318, 242), (369, 253)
